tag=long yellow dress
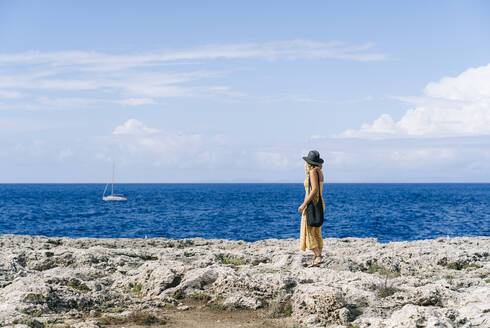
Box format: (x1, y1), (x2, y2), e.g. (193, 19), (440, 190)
(299, 173), (325, 251)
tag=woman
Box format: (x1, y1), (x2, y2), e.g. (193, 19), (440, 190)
(298, 150), (325, 267)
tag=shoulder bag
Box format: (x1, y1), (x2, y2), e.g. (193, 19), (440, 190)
(305, 170), (324, 227)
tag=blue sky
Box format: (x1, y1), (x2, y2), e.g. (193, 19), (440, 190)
(1, 1), (489, 182)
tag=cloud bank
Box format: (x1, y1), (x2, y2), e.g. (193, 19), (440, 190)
(0, 40), (386, 110)
(98, 119), (303, 176)
(338, 63), (490, 139)
(2, 116), (489, 182)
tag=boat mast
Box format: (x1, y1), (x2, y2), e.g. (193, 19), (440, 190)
(111, 162), (115, 195)
(103, 183), (108, 197)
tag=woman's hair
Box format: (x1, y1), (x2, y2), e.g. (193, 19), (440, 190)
(304, 162), (322, 174)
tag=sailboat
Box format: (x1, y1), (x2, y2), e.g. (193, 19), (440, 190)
(102, 163), (127, 201)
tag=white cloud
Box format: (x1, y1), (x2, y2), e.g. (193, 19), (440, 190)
(0, 101), (42, 111)
(2, 130), (489, 182)
(0, 40), (386, 69)
(119, 98), (157, 106)
(112, 119), (160, 135)
(58, 148), (73, 161)
(328, 151), (354, 166)
(5, 139), (47, 159)
(259, 93), (324, 103)
(107, 121), (226, 168)
(340, 114), (397, 139)
(388, 147), (455, 162)
(95, 152), (112, 163)
(36, 96), (96, 109)
(0, 90), (23, 99)
(338, 64), (490, 139)
(0, 70), (211, 93)
(0, 40), (386, 110)
(0, 68), (241, 109)
(425, 64), (490, 101)
(306, 136), (490, 181)
(255, 151), (290, 170)
(105, 121), (297, 172)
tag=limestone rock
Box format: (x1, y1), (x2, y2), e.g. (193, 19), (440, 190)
(385, 304), (457, 328)
(292, 284), (350, 326)
(72, 319), (101, 328)
(0, 234), (488, 327)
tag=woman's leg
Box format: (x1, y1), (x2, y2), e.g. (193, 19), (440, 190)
(313, 227), (323, 260)
(313, 247), (323, 265)
(305, 247), (323, 267)
(305, 227), (324, 266)
(312, 247), (321, 257)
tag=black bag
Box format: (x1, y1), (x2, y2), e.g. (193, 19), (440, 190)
(305, 171), (324, 227)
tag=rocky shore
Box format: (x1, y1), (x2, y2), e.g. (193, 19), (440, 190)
(0, 234), (489, 328)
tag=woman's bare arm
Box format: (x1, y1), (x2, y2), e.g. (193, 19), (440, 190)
(298, 169), (319, 212)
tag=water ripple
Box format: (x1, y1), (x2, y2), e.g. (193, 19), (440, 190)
(0, 183), (488, 242)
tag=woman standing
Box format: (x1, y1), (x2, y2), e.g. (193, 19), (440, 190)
(298, 150), (325, 267)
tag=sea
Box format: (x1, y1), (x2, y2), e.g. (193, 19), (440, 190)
(0, 183), (488, 243)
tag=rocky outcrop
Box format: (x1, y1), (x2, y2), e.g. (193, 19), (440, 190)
(0, 234), (489, 327)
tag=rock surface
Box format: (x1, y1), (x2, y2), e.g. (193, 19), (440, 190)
(0, 234), (489, 327)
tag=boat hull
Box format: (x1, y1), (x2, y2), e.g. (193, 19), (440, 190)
(102, 195), (127, 201)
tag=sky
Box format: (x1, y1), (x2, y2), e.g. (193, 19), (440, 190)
(1, 1), (489, 182)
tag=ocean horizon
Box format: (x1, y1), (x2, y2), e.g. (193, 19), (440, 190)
(2, 182), (489, 184)
(1, 183), (488, 243)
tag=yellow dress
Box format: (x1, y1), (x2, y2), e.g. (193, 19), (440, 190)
(299, 173), (325, 251)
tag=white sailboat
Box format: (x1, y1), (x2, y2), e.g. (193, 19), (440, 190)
(103, 163), (127, 201)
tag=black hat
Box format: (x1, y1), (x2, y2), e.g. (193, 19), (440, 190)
(302, 150), (324, 165)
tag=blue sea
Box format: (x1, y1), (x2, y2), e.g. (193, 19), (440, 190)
(0, 183), (488, 243)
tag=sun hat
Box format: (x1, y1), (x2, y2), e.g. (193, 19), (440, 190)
(302, 150), (324, 165)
